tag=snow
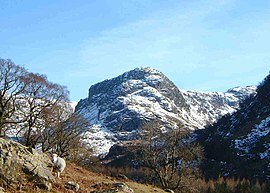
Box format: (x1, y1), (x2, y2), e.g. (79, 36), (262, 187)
(81, 124), (116, 157)
(227, 86), (257, 94)
(70, 101), (78, 111)
(79, 104), (99, 124)
(234, 116), (270, 158)
(76, 67), (256, 156)
(181, 89), (245, 129)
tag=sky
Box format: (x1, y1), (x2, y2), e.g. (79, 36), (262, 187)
(0, 0), (269, 102)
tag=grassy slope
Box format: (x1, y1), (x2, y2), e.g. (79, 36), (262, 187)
(54, 162), (166, 193)
(6, 162), (166, 193)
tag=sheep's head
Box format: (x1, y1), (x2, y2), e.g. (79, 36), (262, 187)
(52, 154), (58, 163)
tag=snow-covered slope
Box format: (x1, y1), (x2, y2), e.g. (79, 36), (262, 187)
(234, 116), (270, 159)
(181, 86), (256, 128)
(197, 73), (270, 181)
(76, 67), (256, 155)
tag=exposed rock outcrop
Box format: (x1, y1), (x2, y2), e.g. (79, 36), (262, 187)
(90, 182), (134, 193)
(0, 138), (55, 191)
(76, 67), (256, 155)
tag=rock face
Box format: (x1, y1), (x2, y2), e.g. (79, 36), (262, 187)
(103, 141), (141, 167)
(0, 138), (54, 190)
(197, 73), (270, 181)
(181, 86), (256, 127)
(76, 67), (256, 155)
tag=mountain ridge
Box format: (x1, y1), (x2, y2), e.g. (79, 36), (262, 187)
(75, 67), (256, 155)
(197, 73), (270, 181)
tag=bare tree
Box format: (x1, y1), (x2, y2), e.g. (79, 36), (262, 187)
(136, 122), (203, 191)
(37, 102), (71, 152)
(17, 72), (69, 147)
(53, 112), (89, 157)
(37, 102), (89, 157)
(0, 59), (27, 136)
(0, 59), (90, 159)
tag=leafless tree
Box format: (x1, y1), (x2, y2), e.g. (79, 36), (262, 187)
(17, 72), (69, 147)
(37, 102), (70, 152)
(37, 101), (89, 157)
(0, 59), (27, 136)
(136, 122), (203, 191)
(0, 59), (90, 159)
(53, 112), (89, 157)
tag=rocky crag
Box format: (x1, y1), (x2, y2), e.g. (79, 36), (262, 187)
(0, 138), (54, 191)
(76, 67), (256, 155)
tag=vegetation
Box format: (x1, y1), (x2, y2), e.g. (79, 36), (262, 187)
(0, 59), (27, 135)
(134, 122), (203, 191)
(95, 121), (270, 193)
(0, 58), (89, 157)
(97, 166), (270, 193)
(1, 59), (270, 193)
(197, 72), (270, 182)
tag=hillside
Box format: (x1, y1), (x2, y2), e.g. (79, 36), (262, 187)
(181, 86), (256, 127)
(3, 161), (166, 193)
(197, 73), (270, 181)
(0, 138), (165, 193)
(75, 67), (256, 155)
(52, 162), (166, 193)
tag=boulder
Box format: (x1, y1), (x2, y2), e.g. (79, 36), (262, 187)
(116, 174), (128, 180)
(113, 182), (134, 193)
(90, 182), (134, 193)
(65, 181), (80, 192)
(0, 138), (55, 190)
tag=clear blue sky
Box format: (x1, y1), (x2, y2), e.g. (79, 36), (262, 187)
(1, 0), (269, 101)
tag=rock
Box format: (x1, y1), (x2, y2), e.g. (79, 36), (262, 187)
(117, 174), (128, 180)
(0, 187), (5, 193)
(90, 190), (117, 193)
(37, 181), (52, 191)
(104, 141), (141, 168)
(113, 182), (134, 193)
(197, 73), (270, 181)
(164, 188), (174, 193)
(65, 181), (80, 192)
(75, 67), (256, 156)
(90, 182), (134, 193)
(0, 138), (54, 190)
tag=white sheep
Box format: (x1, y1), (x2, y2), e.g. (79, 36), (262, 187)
(52, 154), (66, 178)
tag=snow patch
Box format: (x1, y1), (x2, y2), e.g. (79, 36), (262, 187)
(81, 124), (116, 157)
(234, 116), (270, 158)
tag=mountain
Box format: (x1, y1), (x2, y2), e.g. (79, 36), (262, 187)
(197, 73), (270, 181)
(75, 67), (256, 155)
(181, 86), (256, 127)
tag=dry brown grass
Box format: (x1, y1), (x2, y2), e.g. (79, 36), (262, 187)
(5, 162), (166, 193)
